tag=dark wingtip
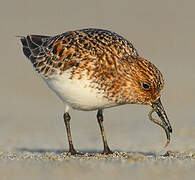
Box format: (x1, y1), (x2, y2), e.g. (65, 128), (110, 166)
(16, 36), (27, 46)
(26, 35), (40, 49)
(19, 34), (51, 61)
(21, 37), (28, 47)
(18, 36), (31, 59)
(30, 35), (50, 45)
(22, 47), (31, 58)
(20, 35), (50, 49)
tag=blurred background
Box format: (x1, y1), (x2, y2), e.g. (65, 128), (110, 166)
(0, 0), (195, 154)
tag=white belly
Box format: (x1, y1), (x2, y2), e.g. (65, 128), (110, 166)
(44, 71), (117, 111)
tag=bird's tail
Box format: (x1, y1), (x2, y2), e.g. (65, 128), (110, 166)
(19, 35), (50, 63)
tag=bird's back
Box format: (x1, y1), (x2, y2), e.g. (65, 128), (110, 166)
(20, 28), (139, 78)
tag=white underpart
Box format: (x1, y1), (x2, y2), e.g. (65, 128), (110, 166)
(43, 69), (117, 111)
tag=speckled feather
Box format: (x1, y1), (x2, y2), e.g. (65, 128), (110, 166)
(21, 28), (164, 108)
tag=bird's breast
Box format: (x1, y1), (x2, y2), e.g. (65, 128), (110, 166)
(44, 70), (118, 111)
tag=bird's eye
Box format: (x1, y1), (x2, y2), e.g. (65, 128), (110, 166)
(141, 82), (150, 90)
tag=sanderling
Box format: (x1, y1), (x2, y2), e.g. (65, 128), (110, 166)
(20, 28), (172, 155)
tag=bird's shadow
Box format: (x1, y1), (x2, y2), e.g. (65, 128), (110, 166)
(17, 148), (158, 157)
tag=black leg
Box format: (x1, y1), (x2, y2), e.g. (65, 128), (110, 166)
(63, 112), (77, 155)
(97, 109), (112, 154)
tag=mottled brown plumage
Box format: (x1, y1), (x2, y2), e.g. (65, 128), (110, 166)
(21, 29), (164, 105)
(20, 28), (172, 155)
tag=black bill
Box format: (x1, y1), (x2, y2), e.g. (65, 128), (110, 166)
(149, 98), (172, 147)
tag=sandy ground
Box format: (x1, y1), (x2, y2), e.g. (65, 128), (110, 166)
(0, 0), (195, 179)
(0, 150), (194, 180)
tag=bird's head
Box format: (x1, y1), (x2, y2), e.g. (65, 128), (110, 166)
(128, 57), (164, 105)
(127, 57), (172, 145)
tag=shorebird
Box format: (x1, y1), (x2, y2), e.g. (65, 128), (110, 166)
(20, 28), (172, 155)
